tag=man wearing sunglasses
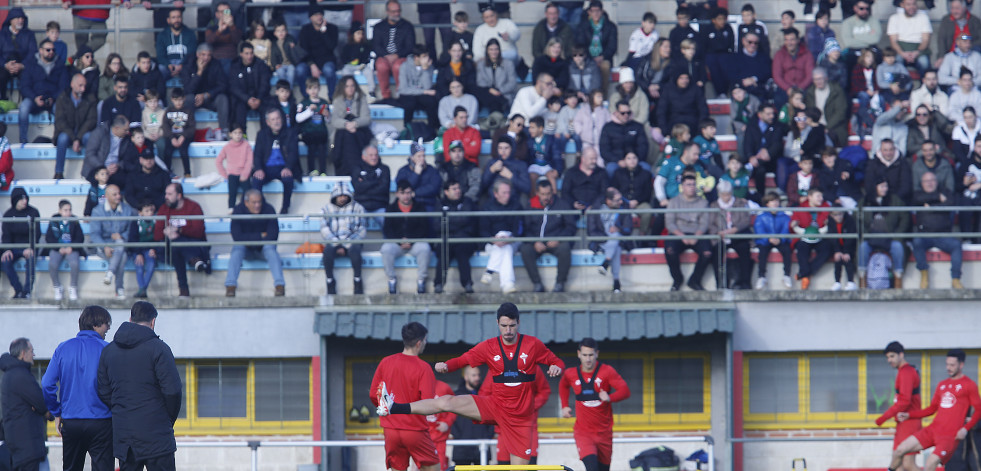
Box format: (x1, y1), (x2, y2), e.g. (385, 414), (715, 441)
(840, 0), (883, 71)
(19, 38), (69, 144)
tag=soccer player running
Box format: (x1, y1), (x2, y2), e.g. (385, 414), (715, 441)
(369, 322), (440, 471)
(559, 338), (631, 471)
(888, 349), (981, 471)
(874, 341), (922, 471)
(377, 302), (565, 466)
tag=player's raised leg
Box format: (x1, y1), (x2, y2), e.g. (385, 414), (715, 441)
(889, 435), (923, 471)
(380, 390), (483, 422)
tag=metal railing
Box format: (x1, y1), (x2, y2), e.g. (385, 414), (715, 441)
(42, 435), (715, 471)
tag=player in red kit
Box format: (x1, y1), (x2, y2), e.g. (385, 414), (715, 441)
(377, 302), (565, 466)
(369, 322), (440, 471)
(427, 380), (456, 470)
(480, 365), (550, 465)
(558, 338), (631, 471)
(874, 341), (922, 471)
(888, 349), (981, 471)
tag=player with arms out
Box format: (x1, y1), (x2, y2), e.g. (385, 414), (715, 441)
(377, 302), (565, 466)
(559, 338), (631, 471)
(874, 341), (922, 471)
(369, 322), (440, 471)
(888, 349), (981, 471)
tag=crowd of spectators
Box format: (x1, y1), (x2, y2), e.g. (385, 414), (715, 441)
(2, 0), (981, 297)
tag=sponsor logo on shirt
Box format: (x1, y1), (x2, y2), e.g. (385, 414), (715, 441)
(941, 390), (956, 408)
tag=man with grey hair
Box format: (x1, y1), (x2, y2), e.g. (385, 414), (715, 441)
(935, 0), (981, 68)
(225, 189), (285, 297)
(709, 180), (754, 289)
(806, 67), (849, 145)
(180, 43), (230, 136)
(1, 337), (53, 471)
(91, 184), (136, 298)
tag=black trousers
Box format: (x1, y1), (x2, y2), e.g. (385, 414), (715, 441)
(397, 94), (439, 129)
(62, 418), (114, 471)
(323, 244), (363, 279)
(11, 460), (42, 471)
(711, 238), (754, 289)
(796, 240), (832, 278)
(118, 450), (175, 471)
(750, 157), (777, 196)
(664, 239), (713, 285)
(520, 242), (572, 284)
(434, 243), (475, 287)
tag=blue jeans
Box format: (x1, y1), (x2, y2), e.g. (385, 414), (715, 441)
(274, 64), (296, 88)
(20, 99), (52, 143)
(859, 240), (906, 273)
(913, 237), (962, 278)
(56, 131), (91, 174)
(224, 245), (285, 287)
(134, 249), (157, 290)
(557, 5), (582, 26)
(297, 61), (338, 97)
(1, 248), (34, 294)
(775, 157), (798, 193)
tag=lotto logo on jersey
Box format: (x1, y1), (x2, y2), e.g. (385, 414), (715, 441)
(941, 391), (957, 408)
(493, 355), (501, 362)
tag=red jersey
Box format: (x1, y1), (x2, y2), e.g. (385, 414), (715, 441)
(370, 353), (436, 431)
(911, 375), (981, 436)
(558, 363), (631, 433)
(428, 381), (456, 443)
(876, 363), (923, 426)
(444, 334), (564, 425)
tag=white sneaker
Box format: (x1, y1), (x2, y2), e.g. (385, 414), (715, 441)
(845, 281), (858, 291)
(754, 277), (767, 290)
(480, 271), (494, 284)
(782, 276), (793, 288)
(831, 282), (842, 291)
(376, 381), (394, 416)
(68, 286), (78, 301)
(116, 288), (126, 298)
(103, 271), (114, 285)
(502, 284), (517, 294)
(53, 286), (63, 301)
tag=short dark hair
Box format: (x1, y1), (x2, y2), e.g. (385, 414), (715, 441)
(454, 11), (468, 22)
(130, 301), (159, 323)
(413, 44), (428, 56)
(675, 7), (690, 17)
(815, 9), (830, 20)
(453, 105), (468, 118)
(741, 4), (755, 13)
(137, 51), (152, 61)
(401, 322), (428, 348)
(536, 179), (553, 192)
(782, 28), (799, 38)
(699, 118), (717, 130)
(139, 200), (157, 212)
(442, 179), (459, 192)
(9, 338), (30, 358)
(58, 199), (71, 208)
(274, 79), (291, 91)
(497, 302), (520, 320)
(113, 75), (129, 85)
(884, 341), (905, 355)
(643, 12), (657, 23)
(39, 38), (54, 49)
(170, 87), (185, 100)
(579, 337), (599, 350)
(239, 41), (254, 53)
(782, 9), (796, 19)
(681, 174), (697, 184)
(79, 305), (112, 331)
(804, 107), (822, 123)
(46, 20), (60, 31)
(529, 116), (545, 127)
(396, 179), (413, 192)
(949, 349), (967, 363)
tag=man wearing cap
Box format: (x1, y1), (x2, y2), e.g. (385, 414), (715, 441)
(298, 6), (338, 97)
(439, 139), (481, 203)
(875, 341), (922, 471)
(442, 106), (481, 165)
(934, 0), (981, 69)
(938, 33), (981, 89)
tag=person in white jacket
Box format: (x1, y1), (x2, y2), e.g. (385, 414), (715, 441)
(937, 34), (981, 89)
(510, 72), (556, 120)
(947, 68), (981, 122)
(321, 184), (366, 295)
(472, 8), (521, 64)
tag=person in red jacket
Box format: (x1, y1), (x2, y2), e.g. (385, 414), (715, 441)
(889, 349), (981, 471)
(377, 302), (565, 466)
(480, 365), (550, 465)
(63, 0), (131, 54)
(790, 188), (832, 290)
(428, 380), (456, 471)
(559, 338), (630, 471)
(153, 183), (211, 297)
(442, 106), (481, 165)
(875, 341), (922, 471)
(369, 322), (439, 471)
(0, 123), (12, 191)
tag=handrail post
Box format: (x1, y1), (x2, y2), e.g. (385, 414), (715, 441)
(248, 440), (260, 471)
(479, 441), (487, 466)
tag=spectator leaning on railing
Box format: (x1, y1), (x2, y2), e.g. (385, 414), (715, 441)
(587, 187), (630, 293)
(433, 180), (477, 294)
(225, 189), (285, 298)
(521, 180), (577, 293)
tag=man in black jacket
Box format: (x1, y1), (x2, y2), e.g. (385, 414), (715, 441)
(126, 152), (170, 209)
(912, 172), (963, 289)
(433, 180), (476, 294)
(251, 107), (299, 214)
(99, 76), (142, 126)
(351, 144), (391, 230)
(1, 187), (41, 298)
(521, 180), (577, 292)
(611, 151), (654, 236)
(228, 42), (271, 128)
(98, 301), (182, 471)
(600, 101), (649, 172)
(82, 115), (134, 187)
(741, 103), (784, 198)
(450, 366), (495, 465)
(298, 6), (339, 97)
(54, 73), (97, 179)
(381, 180), (432, 294)
(574, 0), (617, 92)
(225, 189), (284, 297)
(130, 51), (167, 107)
(1, 338), (52, 471)
(562, 146), (608, 210)
(180, 43), (230, 135)
(656, 71), (709, 138)
(479, 179), (522, 293)
(438, 140), (481, 203)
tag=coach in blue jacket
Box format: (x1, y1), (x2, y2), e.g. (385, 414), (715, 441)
(42, 306), (114, 471)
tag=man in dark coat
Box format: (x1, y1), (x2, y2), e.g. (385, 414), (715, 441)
(97, 301), (182, 471)
(600, 101), (649, 170)
(19, 38), (69, 143)
(252, 107), (300, 214)
(180, 43), (230, 133)
(1, 188), (42, 298)
(54, 73), (98, 180)
(730, 32), (772, 99)
(0, 8), (37, 100)
(521, 180), (577, 292)
(125, 152), (171, 209)
(1, 338), (52, 471)
(655, 71), (709, 137)
(225, 189), (285, 297)
(82, 115), (134, 187)
(351, 144), (391, 229)
(228, 42), (271, 128)
(298, 6), (339, 97)
(573, 0), (617, 91)
(741, 103), (785, 199)
(98, 76), (142, 126)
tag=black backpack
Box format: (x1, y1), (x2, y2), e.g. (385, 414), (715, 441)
(629, 446), (680, 471)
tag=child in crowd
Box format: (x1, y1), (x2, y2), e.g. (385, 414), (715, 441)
(297, 77), (331, 176)
(787, 155), (821, 207)
(778, 88), (805, 126)
(142, 89), (166, 162)
(625, 12), (658, 70)
(45, 199), (85, 301)
(668, 38), (707, 89)
(121, 128), (156, 181)
(444, 11), (474, 61)
(818, 38), (847, 91)
(395, 45), (439, 129)
(127, 201), (160, 298)
(247, 20), (271, 65)
(84, 166), (110, 217)
(668, 8), (698, 62)
(527, 115), (563, 191)
(264, 80), (297, 129)
(829, 208), (858, 291)
(543, 96), (562, 136)
(163, 88), (195, 177)
(738, 4), (770, 58)
(215, 123), (253, 211)
(851, 48), (879, 137)
(555, 91), (582, 155)
(753, 192), (793, 289)
(46, 21), (68, 66)
(729, 84), (759, 157)
(664, 123), (691, 162)
(269, 20), (301, 88)
(876, 47), (911, 105)
(693, 118), (723, 176)
(720, 154), (750, 200)
(339, 22), (375, 96)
